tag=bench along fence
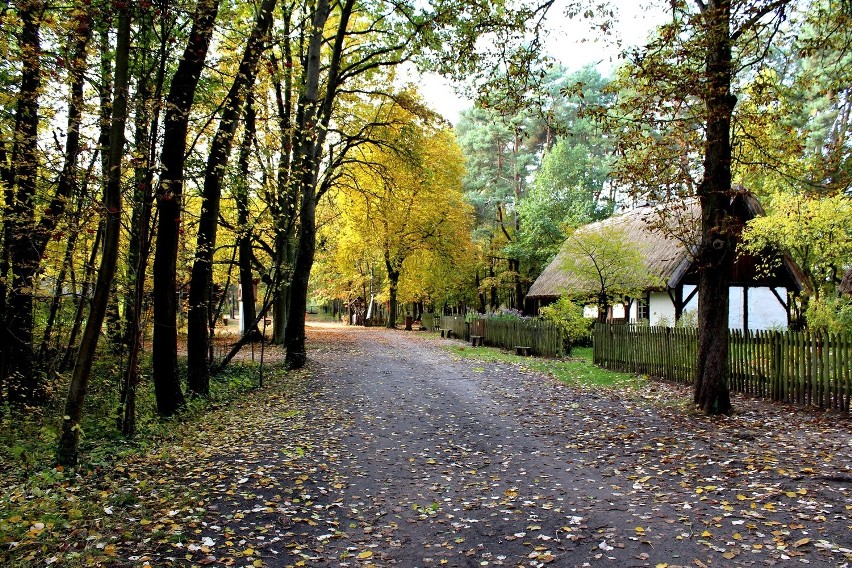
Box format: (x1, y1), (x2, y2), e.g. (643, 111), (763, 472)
(439, 316), (564, 357)
(593, 323), (852, 412)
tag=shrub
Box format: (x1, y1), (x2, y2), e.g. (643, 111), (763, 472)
(805, 296), (852, 334)
(539, 297), (594, 354)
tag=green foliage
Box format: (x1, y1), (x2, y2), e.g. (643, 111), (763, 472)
(804, 296), (852, 334)
(654, 310), (699, 329)
(561, 223), (661, 313)
(741, 192), (852, 301)
(484, 308), (527, 321)
(539, 297), (594, 351)
(456, 65), (618, 306)
(514, 66), (616, 272)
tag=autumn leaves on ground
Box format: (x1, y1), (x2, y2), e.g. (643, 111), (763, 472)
(2, 322), (851, 568)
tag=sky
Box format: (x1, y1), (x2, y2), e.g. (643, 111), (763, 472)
(419, 3), (671, 124)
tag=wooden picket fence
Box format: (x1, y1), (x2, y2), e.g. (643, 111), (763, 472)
(439, 316), (564, 358)
(593, 323), (852, 412)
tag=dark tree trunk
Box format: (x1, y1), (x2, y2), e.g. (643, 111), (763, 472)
(284, 186), (318, 368)
(119, 10), (167, 436)
(476, 271), (486, 313)
(598, 297), (608, 323)
(186, 0), (275, 397)
(61, 224), (102, 371)
(3, 1), (43, 406)
(36, 11), (94, 363)
(236, 94), (261, 341)
(386, 262), (400, 329)
(271, 6), (296, 345)
(693, 0), (735, 415)
(509, 258), (524, 311)
(58, 7), (130, 466)
(489, 260), (498, 311)
(152, 0), (219, 415)
(283, 0), (334, 369)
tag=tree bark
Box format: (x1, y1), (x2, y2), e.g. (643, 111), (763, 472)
(186, 0), (275, 397)
(152, 0), (219, 416)
(236, 94), (261, 342)
(3, 0), (44, 407)
(36, 10), (94, 364)
(270, 18), (297, 345)
(283, 0), (335, 369)
(58, 7), (130, 466)
(119, 10), (167, 436)
(386, 259), (400, 329)
(693, 0), (735, 415)
(60, 224), (102, 372)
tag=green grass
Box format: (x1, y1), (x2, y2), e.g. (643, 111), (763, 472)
(447, 343), (647, 389)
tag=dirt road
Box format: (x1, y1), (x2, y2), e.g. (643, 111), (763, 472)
(186, 322), (850, 568)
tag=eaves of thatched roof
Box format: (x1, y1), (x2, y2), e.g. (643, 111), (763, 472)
(526, 201), (697, 300)
(527, 192), (806, 300)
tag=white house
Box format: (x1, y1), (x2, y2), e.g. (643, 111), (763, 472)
(525, 193), (805, 331)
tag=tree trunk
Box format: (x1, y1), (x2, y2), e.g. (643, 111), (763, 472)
(283, 0), (333, 369)
(236, 94), (261, 341)
(186, 0), (275, 397)
(386, 265), (400, 329)
(118, 11), (166, 436)
(270, 8), (296, 345)
(510, 258), (524, 311)
(489, 260), (498, 311)
(152, 0), (219, 416)
(284, 187), (318, 368)
(60, 225), (102, 371)
(693, 0), (735, 415)
(3, 1), (43, 407)
(57, 7), (130, 466)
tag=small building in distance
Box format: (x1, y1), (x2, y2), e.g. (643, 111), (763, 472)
(526, 192), (806, 331)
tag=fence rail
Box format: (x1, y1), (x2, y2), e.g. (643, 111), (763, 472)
(594, 323), (851, 412)
(439, 316), (564, 358)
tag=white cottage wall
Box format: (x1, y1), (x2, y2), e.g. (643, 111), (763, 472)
(643, 285), (787, 329)
(649, 291), (675, 326)
(745, 287), (789, 330)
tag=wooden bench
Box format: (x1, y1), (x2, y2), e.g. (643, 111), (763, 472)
(440, 328), (454, 339)
(514, 345), (531, 356)
(470, 335), (483, 347)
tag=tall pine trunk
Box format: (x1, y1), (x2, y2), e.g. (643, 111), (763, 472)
(58, 8), (131, 466)
(152, 0), (219, 416)
(186, 0), (275, 396)
(693, 0), (735, 415)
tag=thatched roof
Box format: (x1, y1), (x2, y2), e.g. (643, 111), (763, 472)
(527, 193), (805, 300)
(840, 269), (852, 297)
(526, 201), (698, 300)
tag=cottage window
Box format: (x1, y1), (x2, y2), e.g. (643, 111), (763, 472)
(637, 296), (649, 323)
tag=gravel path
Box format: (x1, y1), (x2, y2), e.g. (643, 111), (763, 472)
(190, 322), (851, 568)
